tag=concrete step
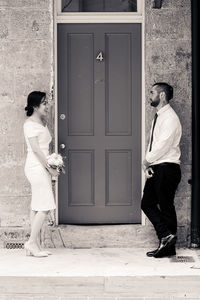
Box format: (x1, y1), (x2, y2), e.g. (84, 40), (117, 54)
(0, 248), (199, 299)
(0, 224), (189, 249)
(0, 275), (200, 299)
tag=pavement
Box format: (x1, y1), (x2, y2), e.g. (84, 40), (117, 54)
(0, 247), (200, 299)
(0, 247), (200, 277)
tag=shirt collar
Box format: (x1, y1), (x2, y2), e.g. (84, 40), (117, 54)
(157, 103), (170, 116)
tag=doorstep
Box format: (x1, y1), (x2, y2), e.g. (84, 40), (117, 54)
(0, 224), (189, 249)
(0, 248), (200, 299)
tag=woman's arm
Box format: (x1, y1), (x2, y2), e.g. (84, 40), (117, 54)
(28, 137), (59, 176)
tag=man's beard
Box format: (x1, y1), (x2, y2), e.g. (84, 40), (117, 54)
(150, 97), (160, 107)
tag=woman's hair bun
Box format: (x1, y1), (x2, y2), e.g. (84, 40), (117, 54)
(25, 105), (34, 116)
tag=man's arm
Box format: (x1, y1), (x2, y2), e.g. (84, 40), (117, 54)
(145, 117), (179, 165)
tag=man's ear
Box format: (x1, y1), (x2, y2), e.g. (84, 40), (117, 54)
(160, 91), (165, 100)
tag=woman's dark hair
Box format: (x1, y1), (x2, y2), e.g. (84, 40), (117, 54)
(25, 91), (46, 117)
(153, 82), (173, 102)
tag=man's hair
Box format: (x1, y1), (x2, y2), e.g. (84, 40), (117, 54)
(153, 82), (173, 101)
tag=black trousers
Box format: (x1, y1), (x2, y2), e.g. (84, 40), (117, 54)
(141, 163), (181, 240)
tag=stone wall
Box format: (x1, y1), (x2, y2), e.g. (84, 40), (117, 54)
(145, 0), (192, 244)
(0, 0), (53, 226)
(0, 0), (192, 247)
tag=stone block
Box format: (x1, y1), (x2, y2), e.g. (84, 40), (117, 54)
(9, 10), (52, 40)
(0, 213), (29, 227)
(0, 9), (9, 39)
(0, 71), (15, 105)
(146, 40), (191, 74)
(41, 225), (66, 248)
(14, 71), (53, 102)
(145, 5), (191, 41)
(161, 0), (191, 9)
(0, 165), (30, 196)
(0, 196), (30, 215)
(89, 298), (116, 300)
(0, 0), (47, 8)
(0, 227), (30, 244)
(42, 225), (159, 249)
(175, 197), (190, 226)
(0, 277), (105, 295)
(0, 40), (52, 73)
(177, 225), (190, 247)
(177, 164), (191, 197)
(105, 276), (200, 297)
(0, 138), (26, 166)
(145, 0), (191, 11)
(117, 298), (143, 300)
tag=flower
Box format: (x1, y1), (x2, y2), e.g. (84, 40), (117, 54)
(47, 153), (65, 174)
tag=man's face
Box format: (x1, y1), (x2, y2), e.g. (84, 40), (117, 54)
(150, 86), (160, 107)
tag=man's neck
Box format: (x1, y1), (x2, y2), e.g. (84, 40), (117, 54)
(156, 101), (169, 112)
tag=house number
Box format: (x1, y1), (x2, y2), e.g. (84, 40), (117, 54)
(96, 52), (103, 62)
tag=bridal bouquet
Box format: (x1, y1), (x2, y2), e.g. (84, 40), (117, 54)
(47, 153), (65, 174)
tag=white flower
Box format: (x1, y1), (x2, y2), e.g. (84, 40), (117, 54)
(47, 153), (64, 167)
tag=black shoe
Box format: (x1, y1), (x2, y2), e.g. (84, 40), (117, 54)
(153, 234), (177, 258)
(146, 244), (176, 257)
(153, 246), (176, 258)
(146, 247), (160, 257)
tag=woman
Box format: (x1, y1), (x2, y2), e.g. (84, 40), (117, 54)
(23, 91), (59, 257)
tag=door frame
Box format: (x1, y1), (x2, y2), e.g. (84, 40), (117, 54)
(53, 0), (146, 225)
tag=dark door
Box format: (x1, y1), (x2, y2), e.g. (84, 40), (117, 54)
(58, 23), (141, 224)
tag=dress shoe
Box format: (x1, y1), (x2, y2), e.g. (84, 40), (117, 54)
(147, 244), (176, 257)
(24, 242), (48, 257)
(146, 246), (160, 257)
(153, 234), (177, 258)
(37, 243), (52, 255)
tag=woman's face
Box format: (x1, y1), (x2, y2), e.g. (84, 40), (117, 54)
(35, 97), (48, 117)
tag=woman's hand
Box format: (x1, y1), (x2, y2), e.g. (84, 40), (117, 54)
(47, 167), (60, 177)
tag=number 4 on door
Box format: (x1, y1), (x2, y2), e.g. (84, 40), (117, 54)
(96, 51), (104, 62)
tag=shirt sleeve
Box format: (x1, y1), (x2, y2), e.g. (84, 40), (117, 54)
(23, 122), (40, 138)
(145, 117), (179, 164)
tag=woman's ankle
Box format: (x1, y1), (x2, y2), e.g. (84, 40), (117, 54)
(27, 239), (38, 247)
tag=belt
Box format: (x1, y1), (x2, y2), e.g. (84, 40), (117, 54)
(151, 162), (180, 168)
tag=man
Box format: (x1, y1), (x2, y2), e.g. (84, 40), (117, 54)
(141, 82), (182, 258)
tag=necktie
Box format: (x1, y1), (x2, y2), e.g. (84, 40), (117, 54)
(149, 113), (158, 152)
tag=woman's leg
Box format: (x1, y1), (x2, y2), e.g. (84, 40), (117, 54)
(30, 210), (36, 227)
(29, 211), (48, 247)
(30, 210), (42, 249)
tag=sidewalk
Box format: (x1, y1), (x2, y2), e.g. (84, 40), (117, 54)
(0, 247), (200, 299)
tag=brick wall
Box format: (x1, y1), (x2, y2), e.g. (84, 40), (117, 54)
(0, 0), (192, 246)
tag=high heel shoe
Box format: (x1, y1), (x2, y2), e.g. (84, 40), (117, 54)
(24, 242), (48, 257)
(37, 243), (52, 256)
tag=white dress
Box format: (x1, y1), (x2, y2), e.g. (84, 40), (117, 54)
(23, 120), (56, 211)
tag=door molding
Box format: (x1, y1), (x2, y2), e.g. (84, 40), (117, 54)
(53, 0), (146, 225)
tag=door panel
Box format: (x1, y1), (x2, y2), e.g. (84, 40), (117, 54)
(58, 24), (141, 224)
(105, 150), (132, 206)
(68, 150), (95, 206)
(105, 33), (132, 135)
(68, 33), (94, 136)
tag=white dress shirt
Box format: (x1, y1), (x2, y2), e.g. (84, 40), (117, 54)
(146, 104), (182, 165)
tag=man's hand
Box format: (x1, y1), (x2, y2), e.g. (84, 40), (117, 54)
(142, 159), (150, 172)
(145, 167), (154, 179)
